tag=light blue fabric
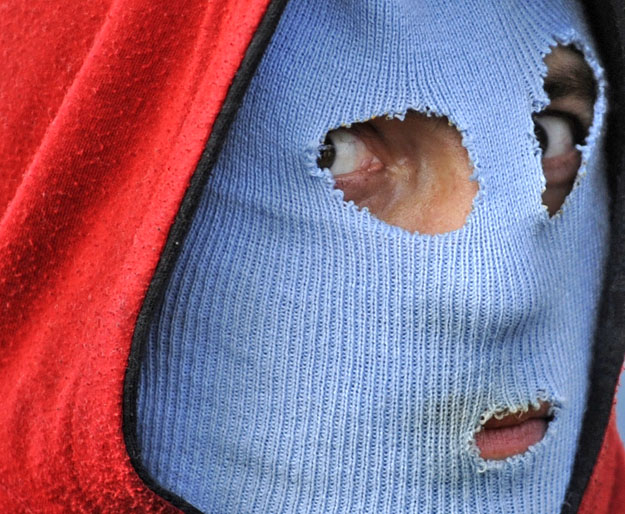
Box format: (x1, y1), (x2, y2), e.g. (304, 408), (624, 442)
(137, 1), (610, 512)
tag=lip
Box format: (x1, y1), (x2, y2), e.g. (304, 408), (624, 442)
(475, 402), (553, 460)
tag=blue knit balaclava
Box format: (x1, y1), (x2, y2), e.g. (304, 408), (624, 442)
(136, 1), (609, 512)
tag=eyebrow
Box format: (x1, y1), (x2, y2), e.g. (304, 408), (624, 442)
(543, 53), (597, 104)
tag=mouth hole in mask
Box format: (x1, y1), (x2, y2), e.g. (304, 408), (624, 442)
(535, 44), (597, 217)
(316, 111), (478, 235)
(474, 400), (556, 462)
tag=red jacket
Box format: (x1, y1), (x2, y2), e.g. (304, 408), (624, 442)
(0, 1), (623, 512)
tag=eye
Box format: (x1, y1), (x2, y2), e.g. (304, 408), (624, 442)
(533, 113), (583, 159)
(317, 129), (374, 176)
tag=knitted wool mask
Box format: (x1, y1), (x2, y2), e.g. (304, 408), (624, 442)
(136, 0), (609, 512)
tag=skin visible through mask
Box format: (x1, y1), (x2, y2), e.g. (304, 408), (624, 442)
(319, 45), (596, 234)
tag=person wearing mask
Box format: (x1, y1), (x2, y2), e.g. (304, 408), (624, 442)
(0, 0), (623, 512)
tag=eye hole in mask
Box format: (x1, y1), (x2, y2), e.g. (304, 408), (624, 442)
(317, 112), (478, 236)
(535, 44), (597, 217)
(317, 44), (597, 228)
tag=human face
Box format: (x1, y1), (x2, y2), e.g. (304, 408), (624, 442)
(317, 44), (598, 460)
(137, 2), (610, 510)
(318, 45), (597, 234)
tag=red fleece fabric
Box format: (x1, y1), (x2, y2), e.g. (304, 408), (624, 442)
(579, 408), (625, 513)
(0, 1), (622, 512)
(0, 0), (271, 511)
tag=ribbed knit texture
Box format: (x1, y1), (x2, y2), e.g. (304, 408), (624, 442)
(137, 1), (609, 512)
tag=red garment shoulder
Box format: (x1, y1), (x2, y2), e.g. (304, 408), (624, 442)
(579, 407), (625, 514)
(0, 0), (272, 511)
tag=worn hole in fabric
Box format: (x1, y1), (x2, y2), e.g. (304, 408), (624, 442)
(468, 397), (564, 473)
(536, 44), (597, 217)
(317, 112), (478, 235)
(473, 400), (556, 462)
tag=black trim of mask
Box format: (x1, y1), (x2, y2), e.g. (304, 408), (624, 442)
(562, 1), (625, 513)
(122, 1), (290, 512)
